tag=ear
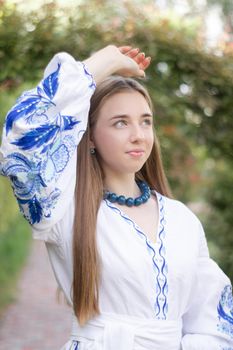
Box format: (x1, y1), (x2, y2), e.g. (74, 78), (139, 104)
(89, 139), (95, 148)
(89, 128), (96, 146)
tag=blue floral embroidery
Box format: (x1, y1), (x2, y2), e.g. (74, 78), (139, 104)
(5, 64), (61, 135)
(82, 62), (96, 89)
(2, 153), (45, 197)
(217, 285), (233, 339)
(1, 150), (61, 224)
(1, 61), (93, 224)
(11, 114), (80, 153)
(73, 341), (79, 350)
(105, 193), (168, 320)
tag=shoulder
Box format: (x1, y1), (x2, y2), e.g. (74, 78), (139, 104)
(156, 193), (207, 253)
(156, 192), (202, 231)
(158, 192), (199, 219)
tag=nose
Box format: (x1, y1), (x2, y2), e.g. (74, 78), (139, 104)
(129, 124), (145, 143)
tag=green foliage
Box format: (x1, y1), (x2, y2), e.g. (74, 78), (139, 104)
(0, 81), (35, 130)
(0, 177), (18, 233)
(0, 80), (33, 313)
(0, 215), (31, 312)
(204, 162), (233, 280)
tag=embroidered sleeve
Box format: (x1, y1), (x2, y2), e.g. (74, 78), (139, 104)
(181, 223), (233, 350)
(0, 52), (96, 235)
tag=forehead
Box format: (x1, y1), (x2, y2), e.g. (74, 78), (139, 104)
(98, 91), (151, 117)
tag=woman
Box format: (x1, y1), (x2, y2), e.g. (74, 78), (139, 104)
(0, 45), (232, 350)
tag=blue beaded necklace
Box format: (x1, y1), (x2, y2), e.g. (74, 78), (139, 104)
(104, 180), (151, 207)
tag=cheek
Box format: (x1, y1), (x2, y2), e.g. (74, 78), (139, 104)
(93, 129), (121, 155)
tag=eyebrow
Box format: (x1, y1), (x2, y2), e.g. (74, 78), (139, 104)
(110, 113), (153, 120)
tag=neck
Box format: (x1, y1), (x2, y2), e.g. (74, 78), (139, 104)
(104, 173), (140, 198)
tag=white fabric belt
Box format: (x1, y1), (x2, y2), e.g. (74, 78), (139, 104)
(71, 312), (182, 350)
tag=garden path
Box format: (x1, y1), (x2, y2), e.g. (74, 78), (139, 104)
(0, 240), (71, 350)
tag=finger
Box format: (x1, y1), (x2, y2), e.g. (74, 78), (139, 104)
(138, 69), (146, 78)
(118, 46), (133, 54)
(144, 57), (151, 69)
(132, 52), (145, 64)
(125, 48), (140, 58)
(139, 57), (151, 70)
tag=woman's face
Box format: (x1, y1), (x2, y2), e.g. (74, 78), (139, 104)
(91, 90), (154, 178)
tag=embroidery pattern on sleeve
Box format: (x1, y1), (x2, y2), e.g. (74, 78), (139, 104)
(217, 284), (233, 340)
(105, 193), (168, 320)
(1, 63), (89, 225)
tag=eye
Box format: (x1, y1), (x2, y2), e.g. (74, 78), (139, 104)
(142, 118), (152, 126)
(114, 120), (127, 128)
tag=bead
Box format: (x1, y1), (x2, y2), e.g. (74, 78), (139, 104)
(108, 193), (117, 203)
(126, 197), (134, 207)
(117, 195), (126, 205)
(134, 197), (143, 206)
(141, 194), (148, 203)
(104, 180), (151, 207)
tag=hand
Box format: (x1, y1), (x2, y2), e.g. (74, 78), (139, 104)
(117, 46), (151, 78)
(83, 45), (151, 84)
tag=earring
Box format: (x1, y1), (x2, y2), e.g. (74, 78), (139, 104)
(90, 147), (95, 155)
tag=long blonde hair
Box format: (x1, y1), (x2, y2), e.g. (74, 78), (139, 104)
(73, 76), (171, 325)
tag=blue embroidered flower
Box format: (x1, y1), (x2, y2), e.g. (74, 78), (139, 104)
(1, 151), (62, 225)
(5, 66), (61, 136)
(40, 134), (76, 183)
(17, 188), (61, 224)
(1, 152), (45, 199)
(17, 195), (43, 224)
(217, 285), (233, 339)
(12, 124), (60, 151)
(11, 114), (80, 154)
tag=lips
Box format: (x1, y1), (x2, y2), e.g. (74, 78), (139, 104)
(126, 149), (145, 157)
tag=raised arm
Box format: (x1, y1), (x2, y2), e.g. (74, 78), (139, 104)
(0, 45), (150, 238)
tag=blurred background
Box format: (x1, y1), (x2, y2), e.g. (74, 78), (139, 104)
(0, 0), (232, 316)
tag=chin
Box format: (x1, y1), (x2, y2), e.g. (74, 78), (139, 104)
(123, 164), (144, 174)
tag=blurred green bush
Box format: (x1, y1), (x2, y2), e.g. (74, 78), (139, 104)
(0, 208), (31, 311)
(0, 82), (32, 312)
